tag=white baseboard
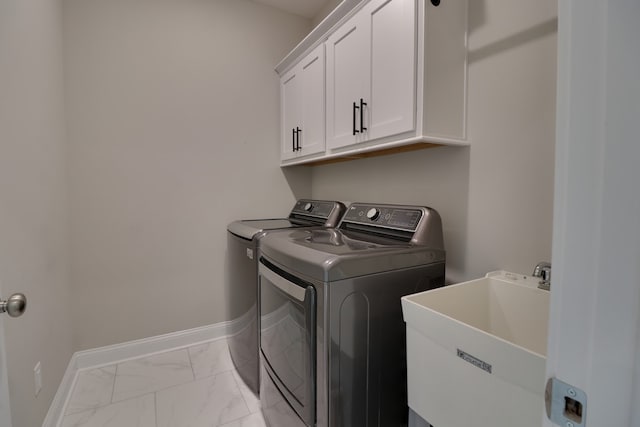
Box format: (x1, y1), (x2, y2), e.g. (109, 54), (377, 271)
(225, 305), (256, 338)
(73, 322), (229, 369)
(41, 355), (78, 427)
(42, 321), (230, 427)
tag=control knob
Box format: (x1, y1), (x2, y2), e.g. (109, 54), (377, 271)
(304, 202), (313, 212)
(366, 208), (380, 221)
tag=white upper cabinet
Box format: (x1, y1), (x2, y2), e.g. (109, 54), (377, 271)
(278, 0), (468, 165)
(368, 0), (416, 141)
(326, 0), (416, 150)
(280, 44), (325, 160)
(420, 0), (468, 141)
(281, 68), (300, 160)
(325, 10), (369, 149)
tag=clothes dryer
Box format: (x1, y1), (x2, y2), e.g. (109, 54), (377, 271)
(226, 200), (346, 394)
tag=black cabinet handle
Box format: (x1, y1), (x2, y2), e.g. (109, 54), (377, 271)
(296, 127), (301, 151)
(353, 102), (360, 135)
(292, 128), (296, 152)
(359, 98), (367, 132)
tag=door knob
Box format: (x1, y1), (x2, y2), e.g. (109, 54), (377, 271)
(0, 293), (27, 318)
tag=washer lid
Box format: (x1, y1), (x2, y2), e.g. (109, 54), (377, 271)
(259, 228), (445, 282)
(228, 200), (347, 240)
(227, 219), (301, 240)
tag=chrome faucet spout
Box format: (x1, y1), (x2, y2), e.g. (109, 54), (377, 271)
(532, 262), (551, 290)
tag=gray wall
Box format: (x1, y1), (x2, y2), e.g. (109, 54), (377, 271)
(311, 0), (558, 283)
(63, 0), (312, 350)
(0, 0), (74, 425)
(63, 0), (556, 351)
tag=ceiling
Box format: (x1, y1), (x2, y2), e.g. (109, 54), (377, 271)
(251, 0), (332, 19)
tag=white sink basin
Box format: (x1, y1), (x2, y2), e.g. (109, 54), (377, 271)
(401, 271), (550, 427)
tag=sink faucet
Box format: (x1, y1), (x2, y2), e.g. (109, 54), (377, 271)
(532, 262), (551, 290)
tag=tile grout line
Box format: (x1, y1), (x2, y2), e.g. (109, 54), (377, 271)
(110, 348), (195, 403)
(113, 373), (207, 404)
(150, 369), (251, 427)
(111, 363), (118, 404)
(211, 369), (252, 427)
(62, 366), (118, 417)
(64, 393), (158, 419)
(186, 345), (197, 381)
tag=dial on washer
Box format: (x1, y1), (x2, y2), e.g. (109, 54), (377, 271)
(366, 208), (380, 221)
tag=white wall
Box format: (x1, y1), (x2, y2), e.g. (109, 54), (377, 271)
(63, 0), (312, 350)
(312, 0), (341, 27)
(311, 0), (558, 283)
(0, 0), (74, 425)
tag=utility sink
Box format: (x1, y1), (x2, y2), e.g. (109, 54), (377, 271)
(401, 271), (550, 427)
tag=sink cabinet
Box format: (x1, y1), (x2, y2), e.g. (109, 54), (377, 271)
(401, 271), (549, 427)
(277, 0), (468, 166)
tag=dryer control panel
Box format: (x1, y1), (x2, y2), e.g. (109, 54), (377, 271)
(291, 200), (342, 218)
(289, 199), (347, 227)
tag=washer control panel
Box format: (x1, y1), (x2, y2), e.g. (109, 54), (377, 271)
(342, 204), (424, 231)
(291, 200), (342, 219)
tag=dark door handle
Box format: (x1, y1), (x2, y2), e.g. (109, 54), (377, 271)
(360, 98), (367, 132)
(353, 102), (360, 135)
(296, 127), (301, 151)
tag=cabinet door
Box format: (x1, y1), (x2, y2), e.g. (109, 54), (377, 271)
(422, 0), (467, 140)
(325, 12), (369, 150)
(366, 0), (416, 140)
(281, 68), (300, 160)
(298, 44), (325, 157)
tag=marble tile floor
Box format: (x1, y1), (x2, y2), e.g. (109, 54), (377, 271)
(60, 338), (267, 427)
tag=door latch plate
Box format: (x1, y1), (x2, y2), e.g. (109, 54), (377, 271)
(545, 377), (587, 426)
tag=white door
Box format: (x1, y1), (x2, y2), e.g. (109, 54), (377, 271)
(0, 308), (12, 426)
(280, 67), (300, 160)
(298, 44), (326, 157)
(366, 0), (416, 140)
(325, 11), (368, 149)
(544, 1), (640, 427)
(281, 44), (326, 160)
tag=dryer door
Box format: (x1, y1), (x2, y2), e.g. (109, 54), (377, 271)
(259, 258), (316, 426)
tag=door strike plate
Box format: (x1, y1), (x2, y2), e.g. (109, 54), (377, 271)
(545, 377), (587, 427)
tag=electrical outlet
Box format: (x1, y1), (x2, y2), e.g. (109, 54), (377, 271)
(34, 362), (42, 396)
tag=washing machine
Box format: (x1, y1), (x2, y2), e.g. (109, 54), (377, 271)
(226, 199), (346, 395)
(257, 203), (446, 427)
